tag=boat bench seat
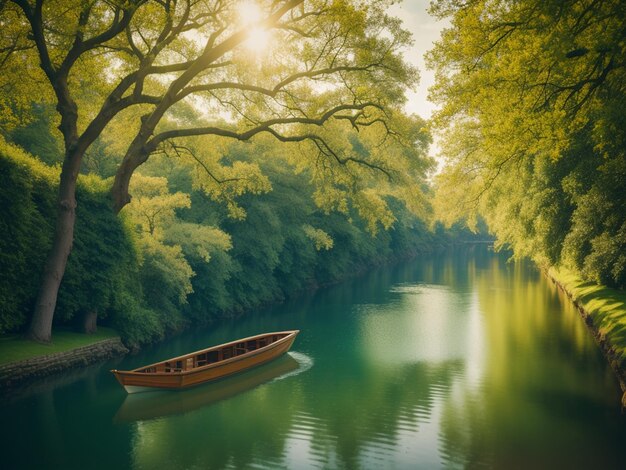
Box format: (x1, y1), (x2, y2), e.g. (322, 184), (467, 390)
(135, 334), (288, 374)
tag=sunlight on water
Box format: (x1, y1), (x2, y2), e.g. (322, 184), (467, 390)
(361, 284), (485, 370)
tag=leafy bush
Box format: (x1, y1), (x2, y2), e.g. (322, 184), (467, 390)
(0, 139), (55, 332)
(0, 139), (149, 339)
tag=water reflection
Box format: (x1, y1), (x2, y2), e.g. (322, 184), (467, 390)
(437, 253), (625, 468)
(129, 359), (463, 469)
(127, 250), (625, 469)
(1, 247), (625, 470)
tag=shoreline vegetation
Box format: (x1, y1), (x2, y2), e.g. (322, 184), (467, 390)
(3, 249), (626, 398)
(546, 267), (626, 405)
(0, 248), (427, 392)
(0, 138), (453, 350)
(427, 0), (626, 406)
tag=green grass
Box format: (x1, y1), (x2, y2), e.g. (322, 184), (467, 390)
(0, 327), (120, 365)
(549, 266), (626, 366)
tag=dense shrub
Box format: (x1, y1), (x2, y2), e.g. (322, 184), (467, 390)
(0, 140), (55, 332)
(0, 139), (146, 339)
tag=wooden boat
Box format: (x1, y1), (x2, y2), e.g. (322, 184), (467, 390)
(111, 330), (299, 393)
(114, 353), (301, 422)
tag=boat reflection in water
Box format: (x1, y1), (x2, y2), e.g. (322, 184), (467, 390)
(114, 352), (309, 423)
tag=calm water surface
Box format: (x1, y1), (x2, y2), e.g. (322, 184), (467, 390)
(2, 247), (625, 469)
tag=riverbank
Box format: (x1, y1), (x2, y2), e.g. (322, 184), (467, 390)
(545, 266), (626, 403)
(0, 248), (429, 392)
(0, 328), (128, 392)
(0, 245), (488, 393)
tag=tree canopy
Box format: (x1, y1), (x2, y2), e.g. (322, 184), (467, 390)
(3, 0), (424, 211)
(429, 0), (626, 288)
(1, 0), (435, 341)
(0, 130), (438, 345)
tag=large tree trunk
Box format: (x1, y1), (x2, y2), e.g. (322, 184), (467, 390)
(27, 155), (80, 343)
(111, 161), (134, 214)
(112, 145), (150, 214)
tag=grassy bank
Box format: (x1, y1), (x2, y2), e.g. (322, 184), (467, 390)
(0, 327), (120, 365)
(548, 266), (626, 379)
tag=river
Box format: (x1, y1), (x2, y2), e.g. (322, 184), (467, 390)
(1, 246), (625, 469)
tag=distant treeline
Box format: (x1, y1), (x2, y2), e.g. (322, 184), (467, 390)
(0, 138), (474, 346)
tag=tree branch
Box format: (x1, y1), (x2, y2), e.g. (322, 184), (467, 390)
(159, 141), (243, 185)
(147, 102), (384, 149)
(58, 1), (142, 77)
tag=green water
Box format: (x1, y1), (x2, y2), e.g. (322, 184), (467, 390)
(2, 247), (625, 469)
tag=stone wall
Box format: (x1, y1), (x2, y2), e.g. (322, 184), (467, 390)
(0, 337), (128, 391)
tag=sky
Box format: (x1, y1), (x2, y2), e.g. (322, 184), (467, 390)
(389, 0), (448, 120)
(388, 1), (449, 166)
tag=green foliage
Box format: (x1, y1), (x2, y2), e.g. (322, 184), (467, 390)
(56, 179), (142, 324)
(166, 222), (233, 262)
(137, 237), (193, 311)
(122, 172), (234, 332)
(0, 130), (439, 345)
(0, 138), (56, 333)
(108, 292), (165, 347)
(178, 148), (437, 320)
(6, 103), (62, 165)
(430, 0), (626, 288)
(0, 1), (49, 133)
(0, 138), (149, 343)
(126, 175), (191, 237)
(562, 151), (626, 287)
(303, 225), (334, 251)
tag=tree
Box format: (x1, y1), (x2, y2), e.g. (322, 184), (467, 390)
(124, 173), (233, 320)
(428, 0), (626, 286)
(125, 175), (192, 238)
(2, 0), (423, 341)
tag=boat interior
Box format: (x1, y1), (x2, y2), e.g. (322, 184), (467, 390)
(135, 333), (291, 374)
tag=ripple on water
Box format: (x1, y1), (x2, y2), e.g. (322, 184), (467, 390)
(271, 351), (314, 383)
(282, 411), (338, 468)
(288, 411), (331, 441)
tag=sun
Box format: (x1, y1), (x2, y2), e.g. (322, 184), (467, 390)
(237, 1), (271, 53)
(244, 27), (271, 53)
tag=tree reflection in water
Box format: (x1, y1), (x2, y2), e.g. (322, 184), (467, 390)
(2, 247), (624, 470)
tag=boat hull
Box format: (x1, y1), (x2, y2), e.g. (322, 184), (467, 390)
(112, 331), (298, 393)
(114, 353), (301, 421)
